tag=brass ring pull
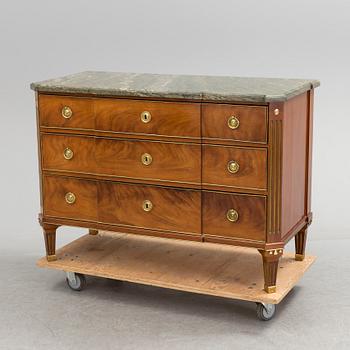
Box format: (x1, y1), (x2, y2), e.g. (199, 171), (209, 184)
(141, 153), (152, 165)
(63, 148), (74, 160)
(227, 160), (240, 174)
(65, 192), (76, 204)
(142, 200), (153, 212)
(62, 106), (73, 119)
(140, 111), (152, 123)
(226, 209), (239, 222)
(228, 115), (239, 129)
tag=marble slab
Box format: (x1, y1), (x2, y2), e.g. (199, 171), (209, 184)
(31, 71), (320, 103)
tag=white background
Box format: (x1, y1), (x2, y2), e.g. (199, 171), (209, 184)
(0, 1), (349, 349)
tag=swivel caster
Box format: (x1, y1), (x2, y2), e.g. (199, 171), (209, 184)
(256, 303), (276, 321)
(66, 272), (87, 291)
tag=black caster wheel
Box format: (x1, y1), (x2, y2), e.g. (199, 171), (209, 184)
(256, 303), (276, 321)
(66, 272), (87, 291)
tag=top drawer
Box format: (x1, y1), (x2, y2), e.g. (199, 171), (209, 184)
(202, 103), (268, 144)
(38, 95), (95, 129)
(38, 95), (201, 140)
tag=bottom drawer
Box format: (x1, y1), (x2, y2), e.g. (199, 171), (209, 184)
(43, 175), (98, 221)
(99, 182), (201, 235)
(42, 175), (201, 235)
(202, 191), (266, 242)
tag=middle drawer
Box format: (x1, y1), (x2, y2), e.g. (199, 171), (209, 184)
(41, 134), (201, 188)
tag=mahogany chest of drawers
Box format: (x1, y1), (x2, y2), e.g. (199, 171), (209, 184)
(31, 72), (319, 293)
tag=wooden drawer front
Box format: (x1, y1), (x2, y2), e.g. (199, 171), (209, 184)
(39, 95), (94, 129)
(202, 191), (266, 242)
(43, 175), (97, 221)
(202, 104), (267, 143)
(41, 134), (201, 186)
(95, 138), (200, 185)
(202, 145), (267, 191)
(41, 134), (96, 174)
(95, 99), (200, 138)
(99, 182), (201, 235)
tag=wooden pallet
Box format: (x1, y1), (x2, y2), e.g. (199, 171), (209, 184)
(37, 231), (316, 304)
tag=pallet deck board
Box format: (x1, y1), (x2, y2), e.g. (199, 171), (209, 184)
(37, 231), (316, 304)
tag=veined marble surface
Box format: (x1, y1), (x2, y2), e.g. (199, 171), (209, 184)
(31, 71), (320, 103)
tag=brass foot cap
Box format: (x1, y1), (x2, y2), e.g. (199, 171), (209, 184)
(295, 254), (305, 261)
(89, 229), (99, 236)
(47, 254), (57, 262)
(265, 285), (276, 294)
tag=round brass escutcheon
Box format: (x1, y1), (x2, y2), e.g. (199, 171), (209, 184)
(226, 209), (239, 222)
(61, 106), (73, 119)
(142, 200), (153, 212)
(227, 160), (240, 174)
(141, 153), (153, 165)
(63, 148), (74, 160)
(140, 111), (152, 123)
(228, 115), (240, 129)
(65, 192), (76, 204)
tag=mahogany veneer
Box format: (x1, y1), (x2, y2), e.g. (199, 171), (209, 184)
(32, 72), (318, 294)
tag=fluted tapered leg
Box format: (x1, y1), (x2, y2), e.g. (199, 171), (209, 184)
(295, 227), (307, 261)
(258, 248), (283, 293)
(89, 229), (99, 236)
(42, 223), (59, 261)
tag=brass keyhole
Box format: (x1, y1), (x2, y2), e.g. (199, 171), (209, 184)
(142, 200), (153, 212)
(141, 153), (152, 165)
(140, 111), (152, 123)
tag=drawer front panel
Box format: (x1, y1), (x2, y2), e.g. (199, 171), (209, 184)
(42, 134), (96, 173)
(94, 138), (200, 184)
(99, 182), (201, 235)
(202, 104), (267, 143)
(202, 145), (267, 191)
(43, 175), (97, 221)
(39, 95), (94, 129)
(95, 99), (200, 138)
(202, 191), (266, 241)
(41, 134), (201, 185)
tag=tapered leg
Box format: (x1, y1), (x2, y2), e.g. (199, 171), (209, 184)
(295, 227), (308, 261)
(89, 229), (98, 235)
(258, 249), (283, 293)
(42, 223), (59, 261)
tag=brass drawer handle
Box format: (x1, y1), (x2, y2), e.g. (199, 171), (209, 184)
(227, 160), (239, 174)
(228, 115), (239, 129)
(227, 209), (239, 222)
(140, 111), (152, 123)
(63, 148), (74, 160)
(141, 153), (152, 165)
(142, 200), (153, 212)
(62, 106), (73, 119)
(65, 192), (76, 204)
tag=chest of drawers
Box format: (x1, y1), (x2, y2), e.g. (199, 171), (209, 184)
(31, 72), (319, 294)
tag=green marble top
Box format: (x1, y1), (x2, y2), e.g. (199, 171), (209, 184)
(31, 71), (320, 103)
